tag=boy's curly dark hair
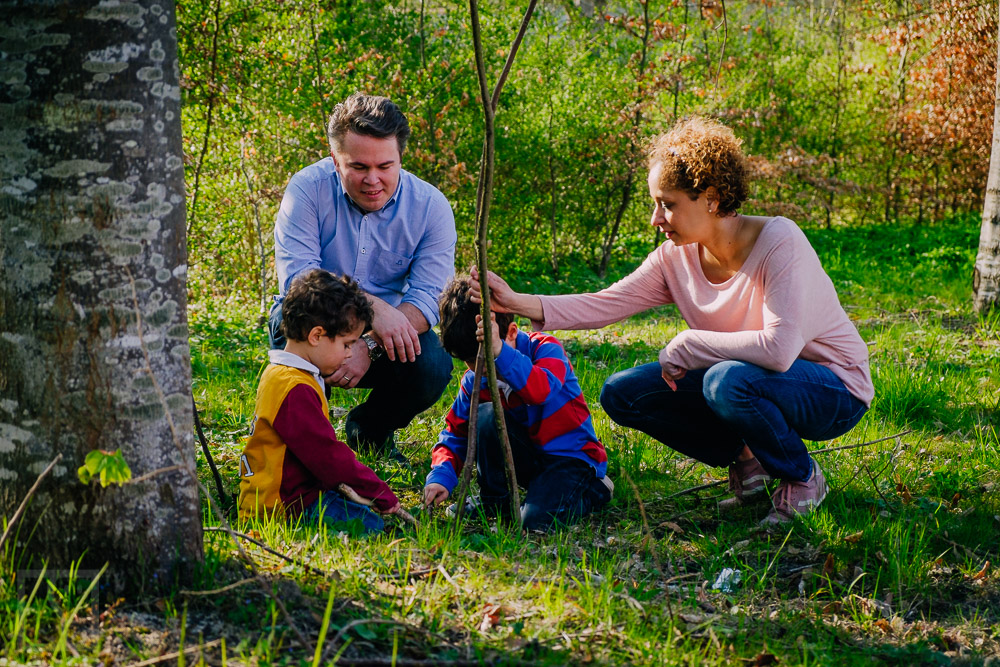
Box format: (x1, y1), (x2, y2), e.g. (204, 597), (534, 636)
(281, 269), (373, 342)
(438, 275), (514, 363)
(647, 116), (750, 216)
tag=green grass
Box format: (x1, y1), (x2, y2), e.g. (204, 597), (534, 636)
(3, 219), (998, 665)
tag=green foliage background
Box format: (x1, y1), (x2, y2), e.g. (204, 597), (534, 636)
(177, 0), (995, 312)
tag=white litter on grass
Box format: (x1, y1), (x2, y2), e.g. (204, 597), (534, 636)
(711, 568), (742, 593)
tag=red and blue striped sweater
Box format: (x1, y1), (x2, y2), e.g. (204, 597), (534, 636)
(426, 330), (608, 494)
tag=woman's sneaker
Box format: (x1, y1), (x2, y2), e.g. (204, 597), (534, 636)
(718, 456), (772, 510)
(761, 459), (828, 526)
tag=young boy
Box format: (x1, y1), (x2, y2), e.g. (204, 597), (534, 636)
(423, 276), (613, 531)
(239, 269), (401, 534)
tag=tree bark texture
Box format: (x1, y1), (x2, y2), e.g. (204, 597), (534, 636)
(974, 3), (1000, 313)
(0, 0), (202, 593)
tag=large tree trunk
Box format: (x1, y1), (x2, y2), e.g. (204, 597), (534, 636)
(974, 5), (1000, 313)
(0, 0), (202, 593)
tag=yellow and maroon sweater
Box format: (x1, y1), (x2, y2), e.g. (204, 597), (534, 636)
(238, 350), (398, 521)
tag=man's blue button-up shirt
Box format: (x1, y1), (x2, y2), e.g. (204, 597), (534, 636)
(274, 158), (457, 327)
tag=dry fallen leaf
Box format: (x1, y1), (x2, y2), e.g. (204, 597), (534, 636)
(478, 603), (502, 632)
(822, 553), (836, 577)
(970, 561), (991, 581)
(822, 601), (842, 615)
(844, 532), (863, 544)
(660, 521), (684, 535)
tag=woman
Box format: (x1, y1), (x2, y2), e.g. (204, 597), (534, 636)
(472, 116), (872, 525)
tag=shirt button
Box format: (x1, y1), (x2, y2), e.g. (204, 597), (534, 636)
(363, 216), (368, 222)
(361, 248), (366, 254)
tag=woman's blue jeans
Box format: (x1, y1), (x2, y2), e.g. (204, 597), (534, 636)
(600, 360), (867, 482)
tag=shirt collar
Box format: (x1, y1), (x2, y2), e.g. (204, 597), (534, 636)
(268, 349), (324, 388)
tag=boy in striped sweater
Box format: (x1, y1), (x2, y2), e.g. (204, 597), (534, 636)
(423, 276), (613, 531)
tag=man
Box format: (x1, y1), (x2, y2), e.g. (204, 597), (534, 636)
(270, 93), (456, 462)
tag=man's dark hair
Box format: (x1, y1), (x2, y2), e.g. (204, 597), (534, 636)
(327, 93), (411, 154)
(438, 275), (514, 363)
(281, 269), (374, 342)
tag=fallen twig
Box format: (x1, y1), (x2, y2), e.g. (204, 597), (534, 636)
(334, 661), (500, 667)
(811, 429), (914, 455)
(126, 639), (223, 667)
(322, 618), (452, 664)
(0, 453), (62, 552)
(204, 526), (339, 579)
(668, 429), (914, 499)
(622, 469), (662, 574)
(180, 578), (256, 597)
(128, 464), (186, 485)
(338, 483), (418, 526)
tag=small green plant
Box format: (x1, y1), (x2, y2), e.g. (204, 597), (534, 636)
(76, 449), (132, 487)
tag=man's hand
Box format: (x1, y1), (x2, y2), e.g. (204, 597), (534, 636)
(475, 313), (503, 353)
(658, 347), (686, 392)
(324, 341), (372, 388)
(370, 297), (421, 362)
(423, 483), (450, 507)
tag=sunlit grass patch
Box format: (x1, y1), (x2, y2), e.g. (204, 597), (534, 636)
(9, 221), (994, 665)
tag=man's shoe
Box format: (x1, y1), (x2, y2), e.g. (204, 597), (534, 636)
(718, 456), (772, 510)
(345, 420), (410, 466)
(760, 459), (828, 526)
(384, 439), (412, 468)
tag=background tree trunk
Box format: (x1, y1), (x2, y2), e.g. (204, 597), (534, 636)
(974, 4), (1000, 314)
(0, 0), (202, 593)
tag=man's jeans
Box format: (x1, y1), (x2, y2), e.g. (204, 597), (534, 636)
(302, 492), (383, 535)
(269, 299), (453, 450)
(476, 403), (611, 531)
(599, 360), (867, 482)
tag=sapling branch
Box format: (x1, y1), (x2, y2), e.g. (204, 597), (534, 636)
(193, 395), (232, 514)
(453, 348), (485, 526)
(468, 0), (538, 531)
(0, 453), (62, 552)
(186, 0), (221, 238)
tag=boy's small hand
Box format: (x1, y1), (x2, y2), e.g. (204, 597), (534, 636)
(379, 501), (402, 515)
(423, 483), (450, 507)
(475, 314), (503, 353)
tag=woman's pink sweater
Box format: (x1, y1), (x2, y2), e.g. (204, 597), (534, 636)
(534, 217), (873, 405)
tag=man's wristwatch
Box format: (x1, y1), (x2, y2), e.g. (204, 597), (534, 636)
(361, 333), (383, 361)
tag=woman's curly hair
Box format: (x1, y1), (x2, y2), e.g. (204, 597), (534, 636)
(647, 116), (750, 216)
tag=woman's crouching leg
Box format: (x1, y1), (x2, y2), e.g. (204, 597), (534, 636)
(702, 359), (867, 482)
(600, 362), (742, 467)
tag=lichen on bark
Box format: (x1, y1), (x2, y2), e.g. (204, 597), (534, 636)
(0, 0), (202, 594)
